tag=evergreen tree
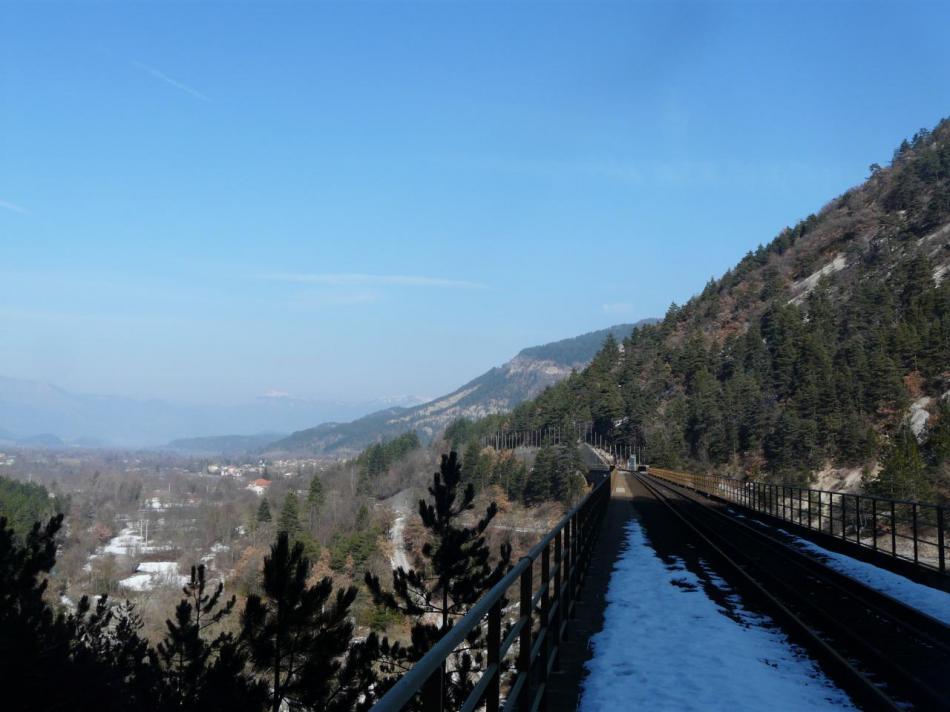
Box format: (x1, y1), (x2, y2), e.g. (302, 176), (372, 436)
(365, 452), (512, 709)
(156, 564), (264, 710)
(241, 532), (375, 712)
(256, 498), (272, 524)
(868, 426), (929, 500)
(278, 492), (301, 536)
(306, 476), (325, 532)
(0, 514), (160, 712)
(925, 400), (950, 466)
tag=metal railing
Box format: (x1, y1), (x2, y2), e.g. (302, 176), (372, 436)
(479, 424), (644, 465)
(371, 475), (612, 711)
(648, 468), (948, 575)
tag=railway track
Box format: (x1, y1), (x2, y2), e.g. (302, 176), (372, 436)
(633, 472), (950, 711)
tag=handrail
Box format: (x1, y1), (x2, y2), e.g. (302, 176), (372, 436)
(648, 468), (949, 576)
(478, 425), (645, 466)
(372, 474), (611, 711)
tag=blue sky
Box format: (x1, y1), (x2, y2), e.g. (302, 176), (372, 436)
(2, 0), (949, 406)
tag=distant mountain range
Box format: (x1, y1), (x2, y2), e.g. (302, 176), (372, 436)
(0, 377), (427, 449)
(264, 321), (656, 457)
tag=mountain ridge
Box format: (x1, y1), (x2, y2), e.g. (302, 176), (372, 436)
(265, 321), (656, 457)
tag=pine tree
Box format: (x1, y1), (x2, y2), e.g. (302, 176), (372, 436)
(278, 492), (301, 536)
(256, 499), (272, 523)
(241, 532), (375, 712)
(365, 452), (512, 708)
(156, 564), (264, 710)
(307, 476), (325, 532)
(869, 426), (929, 500)
(0, 514), (161, 712)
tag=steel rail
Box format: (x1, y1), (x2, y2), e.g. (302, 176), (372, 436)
(639, 472), (950, 710)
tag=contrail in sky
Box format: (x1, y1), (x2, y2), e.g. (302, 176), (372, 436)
(0, 199), (29, 215)
(133, 61), (211, 102)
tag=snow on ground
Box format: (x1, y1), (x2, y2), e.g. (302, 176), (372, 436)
(119, 561), (188, 591)
(102, 527), (157, 556)
(119, 573), (155, 591)
(137, 561), (180, 575)
(580, 520), (855, 712)
(778, 531), (950, 625)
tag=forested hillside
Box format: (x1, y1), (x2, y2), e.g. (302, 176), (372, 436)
(497, 119), (950, 501)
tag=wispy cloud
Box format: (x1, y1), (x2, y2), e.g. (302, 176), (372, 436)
(262, 273), (486, 289)
(0, 199), (29, 215)
(133, 61), (210, 102)
(601, 302), (634, 314)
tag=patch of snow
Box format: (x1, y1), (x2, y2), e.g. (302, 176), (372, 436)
(934, 263), (949, 286)
(137, 561), (179, 575)
(789, 255), (847, 305)
(119, 561), (188, 591)
(779, 532), (950, 625)
(102, 527), (155, 556)
(119, 573), (154, 591)
(580, 520), (855, 711)
(908, 397), (933, 439)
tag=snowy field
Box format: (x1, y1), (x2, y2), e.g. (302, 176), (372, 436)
(580, 520), (855, 711)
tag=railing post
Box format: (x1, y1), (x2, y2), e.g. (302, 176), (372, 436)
(912, 503), (919, 564)
(838, 494), (848, 539)
(563, 517), (573, 631)
(891, 501), (897, 556)
(872, 497), (877, 551)
(552, 530), (563, 668)
(570, 512), (579, 606)
(422, 665), (443, 712)
(539, 542), (551, 710)
(818, 491), (823, 532)
(938, 508), (946, 574)
(854, 494), (861, 544)
(487, 600), (501, 712)
(518, 561), (533, 712)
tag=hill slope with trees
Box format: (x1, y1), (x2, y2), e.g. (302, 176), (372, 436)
(496, 119), (950, 501)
